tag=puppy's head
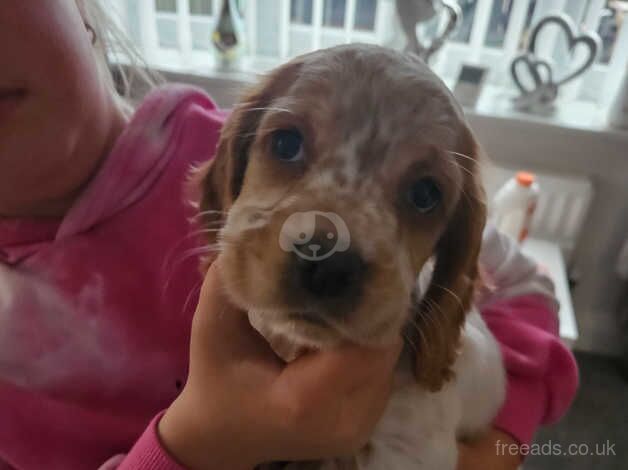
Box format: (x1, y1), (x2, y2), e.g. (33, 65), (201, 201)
(199, 44), (486, 391)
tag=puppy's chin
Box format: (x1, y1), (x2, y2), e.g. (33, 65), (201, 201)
(219, 239), (415, 361)
(247, 309), (342, 362)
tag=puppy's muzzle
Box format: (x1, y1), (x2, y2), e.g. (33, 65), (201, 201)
(285, 231), (367, 315)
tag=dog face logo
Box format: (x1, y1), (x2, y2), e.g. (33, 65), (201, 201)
(279, 211), (350, 261)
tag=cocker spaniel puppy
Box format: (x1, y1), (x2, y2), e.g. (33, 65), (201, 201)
(198, 44), (505, 469)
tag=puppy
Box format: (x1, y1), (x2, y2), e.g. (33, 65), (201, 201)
(198, 44), (505, 469)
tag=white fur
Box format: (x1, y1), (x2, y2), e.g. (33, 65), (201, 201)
(276, 310), (505, 470)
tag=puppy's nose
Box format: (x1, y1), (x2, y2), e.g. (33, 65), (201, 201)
(295, 249), (366, 299)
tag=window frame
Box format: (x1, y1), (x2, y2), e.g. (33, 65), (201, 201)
(110, 0), (628, 109)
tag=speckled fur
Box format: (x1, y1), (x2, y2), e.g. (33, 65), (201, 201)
(200, 44), (504, 469)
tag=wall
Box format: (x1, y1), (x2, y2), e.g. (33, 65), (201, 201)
(467, 112), (628, 355)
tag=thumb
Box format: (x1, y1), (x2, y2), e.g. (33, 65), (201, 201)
(191, 260), (282, 370)
(194, 260), (245, 333)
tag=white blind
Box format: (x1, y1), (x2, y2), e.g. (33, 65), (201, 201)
(109, 0), (628, 106)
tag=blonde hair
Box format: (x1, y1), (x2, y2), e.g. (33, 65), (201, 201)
(78, 0), (163, 116)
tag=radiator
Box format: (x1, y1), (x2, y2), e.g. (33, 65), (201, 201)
(483, 165), (594, 261)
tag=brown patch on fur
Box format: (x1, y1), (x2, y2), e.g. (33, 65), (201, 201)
(196, 59), (307, 251)
(196, 44), (487, 392)
(410, 126), (487, 391)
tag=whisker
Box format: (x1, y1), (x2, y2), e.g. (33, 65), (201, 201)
(186, 227), (223, 236)
(191, 219), (226, 229)
(440, 166), (487, 209)
(443, 156), (476, 179)
(407, 314), (429, 354)
(447, 150), (476, 163)
(160, 225), (224, 288)
(191, 228), (223, 235)
(182, 281), (203, 316)
(170, 244), (221, 271)
(162, 228), (222, 259)
(421, 298), (445, 333)
(194, 210), (227, 220)
(237, 105), (295, 115)
(401, 329), (418, 355)
(231, 125), (298, 141)
(417, 296), (448, 345)
(430, 283), (464, 311)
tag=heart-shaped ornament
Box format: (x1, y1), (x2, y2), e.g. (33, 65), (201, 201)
(511, 52), (554, 95)
(396, 0), (461, 61)
(527, 13), (600, 86)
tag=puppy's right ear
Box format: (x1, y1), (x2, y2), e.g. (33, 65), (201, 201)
(197, 88), (266, 233)
(196, 61), (303, 244)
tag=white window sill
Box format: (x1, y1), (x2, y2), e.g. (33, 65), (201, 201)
(459, 83), (628, 140)
(147, 58), (628, 141)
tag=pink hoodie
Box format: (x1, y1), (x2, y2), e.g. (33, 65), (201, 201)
(0, 85), (578, 470)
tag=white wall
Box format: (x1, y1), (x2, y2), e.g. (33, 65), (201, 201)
(467, 112), (628, 355)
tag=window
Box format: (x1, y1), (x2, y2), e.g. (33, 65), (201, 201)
(598, 0), (626, 64)
(113, 0), (628, 108)
(156, 0), (177, 13)
(189, 0), (213, 15)
(323, 0), (346, 28)
(451, 0), (477, 43)
(517, 0), (536, 50)
(355, 0), (377, 30)
(484, 0), (514, 47)
(291, 0), (314, 24)
(156, 18), (179, 48)
(154, 0), (179, 50)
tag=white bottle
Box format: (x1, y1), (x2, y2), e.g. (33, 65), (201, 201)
(492, 171), (540, 243)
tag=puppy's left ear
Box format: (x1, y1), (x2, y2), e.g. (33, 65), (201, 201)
(194, 61), (304, 255)
(412, 125), (487, 391)
(195, 86), (268, 241)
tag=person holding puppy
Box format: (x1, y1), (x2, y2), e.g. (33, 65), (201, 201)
(0, 1), (576, 469)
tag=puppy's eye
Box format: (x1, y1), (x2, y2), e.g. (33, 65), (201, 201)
(271, 129), (304, 162)
(408, 178), (441, 213)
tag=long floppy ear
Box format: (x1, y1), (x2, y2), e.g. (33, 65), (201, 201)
(412, 125), (487, 391)
(195, 61), (304, 251)
(196, 88), (267, 240)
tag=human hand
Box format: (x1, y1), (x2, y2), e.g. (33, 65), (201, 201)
(458, 428), (522, 470)
(159, 260), (402, 470)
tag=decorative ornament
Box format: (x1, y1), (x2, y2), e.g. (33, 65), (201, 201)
(396, 0), (461, 62)
(212, 0), (245, 69)
(510, 12), (600, 113)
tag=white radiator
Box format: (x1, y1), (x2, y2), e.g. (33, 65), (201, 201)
(483, 165), (594, 261)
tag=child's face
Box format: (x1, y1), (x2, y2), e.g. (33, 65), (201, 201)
(0, 0), (125, 217)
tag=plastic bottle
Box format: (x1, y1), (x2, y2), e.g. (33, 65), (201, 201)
(492, 171), (540, 243)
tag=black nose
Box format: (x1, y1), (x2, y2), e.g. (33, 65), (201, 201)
(295, 249), (366, 299)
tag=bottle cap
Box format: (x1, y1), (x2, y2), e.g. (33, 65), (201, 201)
(516, 171), (535, 187)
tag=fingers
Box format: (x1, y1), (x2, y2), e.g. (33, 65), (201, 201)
(195, 261), (401, 459)
(195, 260), (233, 319)
(276, 339), (402, 397)
(192, 261), (247, 345)
(268, 339), (402, 457)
